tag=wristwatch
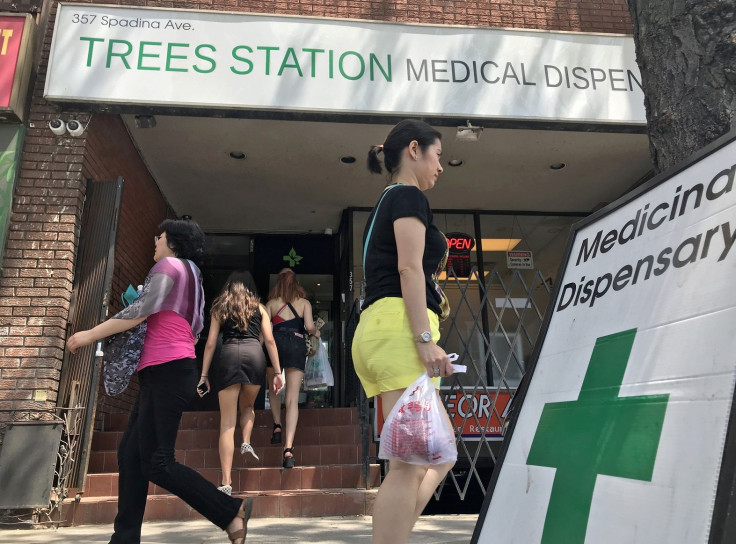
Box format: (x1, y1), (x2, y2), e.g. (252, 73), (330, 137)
(414, 331), (432, 343)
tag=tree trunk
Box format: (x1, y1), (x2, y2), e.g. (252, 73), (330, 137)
(627, 0), (736, 172)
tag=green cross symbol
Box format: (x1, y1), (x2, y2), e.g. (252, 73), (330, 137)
(283, 247), (302, 267)
(527, 329), (669, 543)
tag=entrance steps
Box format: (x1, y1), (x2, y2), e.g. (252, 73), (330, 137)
(67, 408), (379, 524)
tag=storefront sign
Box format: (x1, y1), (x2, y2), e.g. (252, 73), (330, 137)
(446, 232), (474, 278)
(374, 388), (513, 442)
(46, 4), (645, 124)
(0, 14), (35, 122)
(0, 125), (23, 261)
(506, 250), (533, 269)
(473, 131), (736, 543)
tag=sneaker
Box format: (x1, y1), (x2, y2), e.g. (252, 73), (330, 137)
(217, 484), (232, 496)
(240, 443), (259, 460)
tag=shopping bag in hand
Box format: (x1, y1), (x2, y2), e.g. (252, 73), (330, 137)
(378, 373), (457, 465)
(304, 341), (334, 389)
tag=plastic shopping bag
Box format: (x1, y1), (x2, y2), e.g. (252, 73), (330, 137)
(304, 341), (334, 389)
(378, 373), (457, 465)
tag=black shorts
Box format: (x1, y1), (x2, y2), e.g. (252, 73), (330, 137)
(267, 329), (307, 372)
(215, 338), (266, 391)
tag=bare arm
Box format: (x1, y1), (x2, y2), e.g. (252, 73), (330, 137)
(196, 317), (221, 396)
(302, 299), (318, 336)
(201, 318), (220, 379)
(261, 306), (282, 374)
(394, 216), (453, 378)
(66, 317), (146, 354)
(261, 306), (284, 394)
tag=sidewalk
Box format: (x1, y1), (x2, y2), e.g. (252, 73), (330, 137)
(0, 515), (478, 543)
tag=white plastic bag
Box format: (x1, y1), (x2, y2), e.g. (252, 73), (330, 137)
(304, 342), (334, 389)
(378, 373), (457, 465)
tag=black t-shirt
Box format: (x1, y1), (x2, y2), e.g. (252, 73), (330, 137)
(362, 185), (448, 316)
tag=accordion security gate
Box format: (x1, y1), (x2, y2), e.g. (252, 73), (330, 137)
(431, 265), (552, 502)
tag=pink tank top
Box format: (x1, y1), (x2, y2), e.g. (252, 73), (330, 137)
(138, 311), (196, 371)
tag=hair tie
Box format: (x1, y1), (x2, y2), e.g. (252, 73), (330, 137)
(376, 144), (384, 153)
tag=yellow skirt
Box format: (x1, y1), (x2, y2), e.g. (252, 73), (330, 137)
(352, 297), (441, 398)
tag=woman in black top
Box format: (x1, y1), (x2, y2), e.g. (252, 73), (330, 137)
(352, 119), (455, 544)
(199, 271), (284, 495)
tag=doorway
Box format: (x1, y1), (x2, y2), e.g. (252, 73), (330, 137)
(191, 232), (338, 411)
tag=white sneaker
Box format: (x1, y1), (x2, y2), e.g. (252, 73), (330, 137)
(240, 443), (259, 460)
(217, 484), (232, 496)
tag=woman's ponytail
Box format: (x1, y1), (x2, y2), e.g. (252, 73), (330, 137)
(367, 144), (384, 174)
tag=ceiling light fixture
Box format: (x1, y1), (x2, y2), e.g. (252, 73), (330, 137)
(456, 120), (483, 141)
(481, 238), (522, 251)
(229, 151), (246, 160)
(448, 159), (463, 167)
(550, 162), (566, 170)
(134, 115), (156, 129)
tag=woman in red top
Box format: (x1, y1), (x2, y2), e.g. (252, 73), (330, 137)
(264, 268), (319, 468)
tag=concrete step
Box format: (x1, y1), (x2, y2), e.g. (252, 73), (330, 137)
(87, 443), (377, 474)
(91, 423), (364, 452)
(66, 488), (379, 525)
(102, 407), (359, 433)
(82, 464), (382, 497)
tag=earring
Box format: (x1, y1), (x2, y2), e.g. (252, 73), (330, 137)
(414, 155), (418, 161)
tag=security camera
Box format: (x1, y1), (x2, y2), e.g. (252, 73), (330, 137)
(66, 120), (86, 137)
(49, 119), (66, 136)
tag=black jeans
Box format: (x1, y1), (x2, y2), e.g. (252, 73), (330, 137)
(109, 358), (241, 544)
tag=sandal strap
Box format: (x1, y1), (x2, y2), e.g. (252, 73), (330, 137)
(228, 528), (245, 540)
(272, 423), (282, 430)
(284, 447), (294, 454)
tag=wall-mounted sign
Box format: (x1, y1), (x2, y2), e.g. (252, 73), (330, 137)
(0, 125), (23, 261)
(0, 14), (35, 122)
(506, 250), (533, 269)
(446, 232), (474, 277)
(375, 388), (514, 442)
(45, 4), (645, 124)
(473, 130), (736, 544)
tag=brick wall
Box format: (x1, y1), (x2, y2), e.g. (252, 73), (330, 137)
(82, 114), (172, 428)
(0, 71), (86, 425)
(0, 0), (633, 427)
(0, 4), (169, 432)
(66, 0), (632, 34)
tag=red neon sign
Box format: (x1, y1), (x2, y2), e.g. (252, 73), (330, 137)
(445, 232), (475, 254)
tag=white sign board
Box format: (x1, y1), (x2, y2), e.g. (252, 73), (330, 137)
(473, 131), (736, 543)
(507, 250), (533, 269)
(45, 3), (646, 124)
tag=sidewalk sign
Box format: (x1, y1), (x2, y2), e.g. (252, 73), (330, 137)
(472, 129), (736, 544)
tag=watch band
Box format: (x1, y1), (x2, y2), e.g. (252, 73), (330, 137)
(414, 331), (432, 343)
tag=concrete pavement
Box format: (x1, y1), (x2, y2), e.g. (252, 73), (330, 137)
(0, 515), (478, 543)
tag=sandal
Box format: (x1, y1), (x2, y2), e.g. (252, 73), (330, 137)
(270, 423), (282, 444)
(226, 497), (253, 544)
(282, 447), (295, 469)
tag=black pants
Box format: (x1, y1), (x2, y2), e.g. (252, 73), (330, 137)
(109, 358), (241, 544)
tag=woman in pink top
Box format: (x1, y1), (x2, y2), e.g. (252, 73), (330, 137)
(66, 219), (250, 544)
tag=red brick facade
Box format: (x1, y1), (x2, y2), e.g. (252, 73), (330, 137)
(82, 114), (173, 427)
(0, 0), (633, 426)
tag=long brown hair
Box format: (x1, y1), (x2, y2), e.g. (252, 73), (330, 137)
(267, 268), (307, 303)
(211, 271), (260, 331)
